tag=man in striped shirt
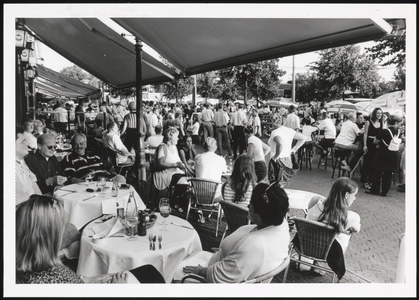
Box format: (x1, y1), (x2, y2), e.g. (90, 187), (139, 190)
(61, 133), (125, 184)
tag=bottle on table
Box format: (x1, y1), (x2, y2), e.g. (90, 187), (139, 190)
(125, 191), (138, 237)
(111, 181), (119, 197)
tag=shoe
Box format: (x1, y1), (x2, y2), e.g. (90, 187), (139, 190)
(363, 182), (372, 189)
(173, 205), (184, 213)
(380, 193), (387, 197)
(365, 191), (380, 196)
(341, 165), (352, 172)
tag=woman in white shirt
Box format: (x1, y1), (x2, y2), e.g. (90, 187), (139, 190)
(187, 114), (201, 145)
(244, 125), (270, 182)
(181, 182), (290, 283)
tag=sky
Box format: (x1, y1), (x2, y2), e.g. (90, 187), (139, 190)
(38, 37), (397, 83)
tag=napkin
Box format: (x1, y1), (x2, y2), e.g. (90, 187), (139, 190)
(101, 198), (119, 215)
(90, 217), (124, 238)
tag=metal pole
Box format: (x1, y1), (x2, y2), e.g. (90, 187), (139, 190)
(192, 74), (197, 107)
(135, 38), (144, 187)
(292, 55), (296, 102)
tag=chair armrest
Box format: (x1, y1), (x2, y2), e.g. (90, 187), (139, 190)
(180, 274), (209, 283)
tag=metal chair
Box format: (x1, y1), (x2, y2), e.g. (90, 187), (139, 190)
(219, 200), (250, 243)
(180, 255), (290, 283)
(282, 217), (338, 283)
(103, 146), (135, 177)
(331, 147), (351, 178)
(186, 178), (222, 237)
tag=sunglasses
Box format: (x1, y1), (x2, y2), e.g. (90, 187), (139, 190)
(46, 145), (58, 150)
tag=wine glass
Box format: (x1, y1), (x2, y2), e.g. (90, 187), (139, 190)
(159, 198), (170, 231)
(158, 198), (169, 225)
(97, 177), (107, 197)
(125, 196), (139, 241)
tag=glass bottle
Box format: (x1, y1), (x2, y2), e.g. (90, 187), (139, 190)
(125, 191), (138, 237)
(111, 181), (119, 197)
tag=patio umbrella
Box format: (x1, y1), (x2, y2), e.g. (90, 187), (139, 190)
(324, 100), (353, 108)
(327, 102), (358, 114)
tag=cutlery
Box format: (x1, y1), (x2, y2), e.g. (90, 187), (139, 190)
(153, 235), (156, 251)
(82, 194), (97, 201)
(58, 188), (77, 193)
(158, 235), (162, 249)
(171, 222), (194, 230)
(149, 233), (153, 250)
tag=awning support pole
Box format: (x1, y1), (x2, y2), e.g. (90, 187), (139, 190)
(135, 38), (146, 193)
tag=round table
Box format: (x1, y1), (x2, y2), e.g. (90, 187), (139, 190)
(54, 182), (145, 230)
(284, 188), (324, 215)
(77, 213), (202, 283)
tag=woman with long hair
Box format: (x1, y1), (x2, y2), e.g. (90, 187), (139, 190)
(16, 195), (165, 284)
(244, 125), (270, 182)
(307, 177), (361, 254)
(360, 107), (383, 189)
(221, 155), (257, 207)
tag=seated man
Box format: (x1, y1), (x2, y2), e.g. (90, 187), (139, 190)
(194, 137), (227, 200)
(102, 122), (135, 165)
(313, 112), (336, 157)
(334, 113), (364, 173)
(24, 134), (68, 195)
(145, 125), (164, 149)
(15, 127), (42, 205)
(61, 133), (125, 184)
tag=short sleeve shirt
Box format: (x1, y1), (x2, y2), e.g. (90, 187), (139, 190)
(335, 120), (360, 146)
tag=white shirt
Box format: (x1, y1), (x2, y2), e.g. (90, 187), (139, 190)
(233, 109), (248, 126)
(335, 120), (360, 146)
(15, 159), (37, 205)
(53, 107), (68, 122)
(318, 118), (337, 139)
(247, 135), (265, 162)
(284, 112), (300, 130)
(146, 135), (163, 148)
(23, 131), (38, 150)
(195, 151), (227, 198)
(268, 126), (297, 158)
(253, 115), (262, 136)
(301, 125), (318, 142)
(102, 132), (133, 164)
(201, 108), (214, 122)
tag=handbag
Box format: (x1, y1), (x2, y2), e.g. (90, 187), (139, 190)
(382, 129), (401, 152)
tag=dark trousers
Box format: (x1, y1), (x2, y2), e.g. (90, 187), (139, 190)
(124, 128), (138, 152)
(370, 168), (393, 195)
(360, 140), (378, 183)
(215, 126), (232, 156)
(232, 125), (246, 158)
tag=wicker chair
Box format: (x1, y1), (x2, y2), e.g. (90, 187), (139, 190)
(219, 200), (250, 243)
(180, 255), (290, 283)
(283, 217), (338, 283)
(186, 178), (222, 237)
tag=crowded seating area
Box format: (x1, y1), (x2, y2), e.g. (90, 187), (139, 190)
(15, 97), (406, 285)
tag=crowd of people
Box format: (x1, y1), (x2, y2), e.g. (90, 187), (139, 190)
(15, 95), (405, 284)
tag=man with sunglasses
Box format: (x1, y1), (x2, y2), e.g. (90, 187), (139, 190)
(25, 133), (67, 195)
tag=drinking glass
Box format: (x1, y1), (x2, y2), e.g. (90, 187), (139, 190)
(97, 177), (107, 197)
(158, 198), (169, 225)
(159, 198), (170, 231)
(116, 197), (125, 219)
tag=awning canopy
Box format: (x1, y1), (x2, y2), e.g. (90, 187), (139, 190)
(23, 18), (395, 89)
(23, 18), (178, 89)
(34, 64), (101, 99)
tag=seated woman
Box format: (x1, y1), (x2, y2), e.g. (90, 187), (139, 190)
(304, 177), (361, 277)
(177, 135), (197, 177)
(221, 155), (256, 207)
(244, 126), (270, 182)
(153, 127), (187, 212)
(180, 182), (290, 283)
(16, 195), (165, 284)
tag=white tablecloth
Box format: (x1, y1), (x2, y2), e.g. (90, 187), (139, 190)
(77, 213), (202, 283)
(284, 189), (324, 214)
(54, 182), (145, 230)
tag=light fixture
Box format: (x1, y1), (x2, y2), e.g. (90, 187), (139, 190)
(24, 65), (37, 80)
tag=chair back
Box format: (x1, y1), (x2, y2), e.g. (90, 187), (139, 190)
(293, 217), (336, 261)
(94, 138), (113, 171)
(188, 178), (221, 206)
(242, 255), (290, 283)
(219, 200), (250, 234)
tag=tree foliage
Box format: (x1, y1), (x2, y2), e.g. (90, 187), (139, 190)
(309, 45), (381, 100)
(365, 35), (406, 67)
(295, 72), (319, 103)
(154, 74), (194, 102)
(60, 65), (92, 81)
(196, 72), (222, 100)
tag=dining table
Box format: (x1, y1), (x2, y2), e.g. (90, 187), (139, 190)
(77, 213), (202, 283)
(284, 188), (324, 216)
(54, 181), (145, 230)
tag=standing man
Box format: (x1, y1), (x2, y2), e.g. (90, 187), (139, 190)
(232, 103), (248, 159)
(214, 103), (233, 157)
(25, 134), (67, 195)
(284, 105), (300, 131)
(201, 103), (214, 141)
(52, 100), (68, 134)
(149, 107), (162, 136)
